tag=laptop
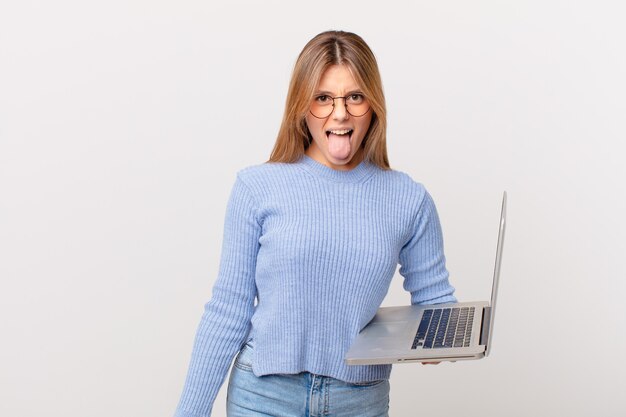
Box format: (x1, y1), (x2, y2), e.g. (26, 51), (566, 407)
(345, 191), (506, 365)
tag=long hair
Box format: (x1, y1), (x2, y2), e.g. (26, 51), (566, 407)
(268, 30), (390, 170)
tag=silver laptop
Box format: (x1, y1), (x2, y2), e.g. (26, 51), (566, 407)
(345, 192), (506, 365)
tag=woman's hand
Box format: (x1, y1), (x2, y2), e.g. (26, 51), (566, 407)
(421, 361), (456, 365)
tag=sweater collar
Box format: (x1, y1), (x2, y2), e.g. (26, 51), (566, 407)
(297, 154), (377, 184)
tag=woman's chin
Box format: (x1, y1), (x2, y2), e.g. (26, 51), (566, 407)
(327, 149), (352, 162)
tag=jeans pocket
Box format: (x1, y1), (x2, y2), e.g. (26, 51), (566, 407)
(233, 342), (254, 371)
(350, 379), (386, 388)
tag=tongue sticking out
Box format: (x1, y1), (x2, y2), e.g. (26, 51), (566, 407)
(327, 133), (351, 160)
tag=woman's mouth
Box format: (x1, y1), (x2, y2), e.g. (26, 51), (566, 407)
(326, 128), (353, 140)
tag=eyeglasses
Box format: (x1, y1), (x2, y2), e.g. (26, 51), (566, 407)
(309, 93), (371, 119)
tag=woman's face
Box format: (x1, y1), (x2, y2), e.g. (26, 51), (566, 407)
(305, 65), (373, 171)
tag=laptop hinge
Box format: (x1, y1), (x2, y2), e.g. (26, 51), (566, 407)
(479, 307), (491, 346)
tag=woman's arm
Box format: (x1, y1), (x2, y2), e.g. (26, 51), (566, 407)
(174, 175), (261, 417)
(398, 188), (456, 306)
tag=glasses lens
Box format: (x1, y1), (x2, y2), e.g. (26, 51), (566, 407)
(345, 93), (369, 117)
(310, 98), (334, 118)
(346, 102), (369, 117)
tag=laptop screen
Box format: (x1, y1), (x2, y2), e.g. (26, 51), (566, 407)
(486, 191), (507, 356)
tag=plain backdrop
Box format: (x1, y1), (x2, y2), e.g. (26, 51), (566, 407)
(1, 1), (624, 416)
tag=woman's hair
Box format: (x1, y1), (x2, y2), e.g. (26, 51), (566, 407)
(268, 30), (390, 169)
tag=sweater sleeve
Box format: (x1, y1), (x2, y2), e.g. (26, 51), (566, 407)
(398, 189), (457, 305)
(174, 175), (261, 417)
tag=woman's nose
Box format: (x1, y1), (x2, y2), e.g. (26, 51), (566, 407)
(331, 100), (349, 120)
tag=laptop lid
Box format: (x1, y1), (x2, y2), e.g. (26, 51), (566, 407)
(483, 191), (507, 356)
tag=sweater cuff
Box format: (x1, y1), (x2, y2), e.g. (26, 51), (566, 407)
(174, 408), (211, 417)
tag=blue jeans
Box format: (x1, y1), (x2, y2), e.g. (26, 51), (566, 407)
(226, 343), (390, 417)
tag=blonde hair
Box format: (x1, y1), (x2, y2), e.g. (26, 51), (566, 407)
(268, 30), (390, 170)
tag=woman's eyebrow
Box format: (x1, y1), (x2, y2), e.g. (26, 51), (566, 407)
(314, 89), (364, 96)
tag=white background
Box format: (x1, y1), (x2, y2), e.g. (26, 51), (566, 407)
(1, 1), (625, 416)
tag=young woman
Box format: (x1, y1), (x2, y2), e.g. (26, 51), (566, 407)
(174, 30), (456, 417)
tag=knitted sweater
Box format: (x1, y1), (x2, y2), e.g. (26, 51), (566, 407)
(174, 155), (456, 417)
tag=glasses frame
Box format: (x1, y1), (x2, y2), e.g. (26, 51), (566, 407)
(309, 95), (371, 119)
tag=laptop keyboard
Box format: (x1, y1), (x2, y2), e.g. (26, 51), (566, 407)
(411, 307), (475, 349)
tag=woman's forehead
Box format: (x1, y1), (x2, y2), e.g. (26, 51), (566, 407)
(316, 64), (360, 92)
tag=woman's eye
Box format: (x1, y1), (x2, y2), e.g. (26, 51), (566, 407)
(316, 95), (330, 103)
(348, 94), (364, 103)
